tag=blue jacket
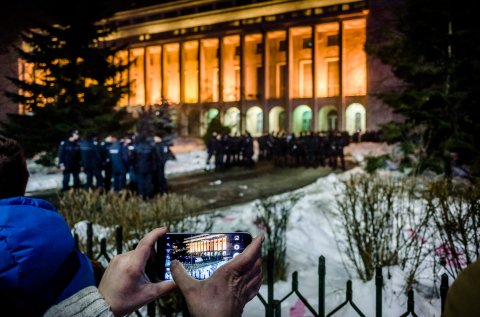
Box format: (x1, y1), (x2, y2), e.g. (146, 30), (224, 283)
(0, 197), (95, 315)
(57, 140), (81, 171)
(78, 139), (103, 171)
(109, 141), (130, 174)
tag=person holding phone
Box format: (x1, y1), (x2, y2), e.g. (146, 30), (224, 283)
(1, 134), (264, 317)
(78, 228), (264, 317)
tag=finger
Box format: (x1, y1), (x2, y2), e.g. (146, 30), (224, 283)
(245, 270), (263, 301)
(144, 280), (177, 300)
(228, 235), (263, 273)
(241, 256), (262, 281)
(170, 260), (197, 294)
(133, 228), (167, 267)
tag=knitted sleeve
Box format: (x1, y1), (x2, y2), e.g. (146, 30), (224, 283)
(43, 286), (114, 317)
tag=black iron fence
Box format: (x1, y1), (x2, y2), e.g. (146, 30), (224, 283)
(76, 223), (450, 317)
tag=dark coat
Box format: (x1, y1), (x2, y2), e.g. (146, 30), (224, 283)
(132, 141), (156, 174)
(78, 139), (103, 171)
(109, 141), (130, 174)
(58, 139), (81, 172)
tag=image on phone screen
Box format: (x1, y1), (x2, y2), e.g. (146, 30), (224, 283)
(157, 232), (252, 280)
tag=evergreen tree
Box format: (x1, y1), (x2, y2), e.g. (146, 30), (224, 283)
(368, 0), (480, 175)
(1, 0), (135, 158)
(135, 101), (176, 143)
(202, 115), (230, 145)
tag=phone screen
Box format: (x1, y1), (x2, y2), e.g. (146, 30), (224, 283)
(156, 232), (252, 280)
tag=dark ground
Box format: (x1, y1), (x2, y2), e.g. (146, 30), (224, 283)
(169, 160), (350, 210)
(33, 160), (353, 210)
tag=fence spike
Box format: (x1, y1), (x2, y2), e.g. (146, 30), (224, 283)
(407, 289), (415, 312)
(267, 248), (274, 317)
(74, 233), (79, 250)
(375, 266), (383, 317)
(346, 280), (352, 301)
(440, 273), (449, 313)
(292, 271), (299, 291)
(319, 256), (325, 317)
(87, 221), (93, 259)
(115, 225), (123, 254)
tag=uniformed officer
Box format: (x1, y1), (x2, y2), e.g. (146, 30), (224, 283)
(78, 133), (104, 189)
(108, 135), (130, 191)
(131, 134), (156, 199)
(99, 135), (114, 191)
(57, 130), (81, 191)
(205, 132), (217, 171)
(153, 135), (170, 195)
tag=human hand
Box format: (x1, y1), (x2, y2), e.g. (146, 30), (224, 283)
(171, 234), (264, 317)
(98, 228), (176, 317)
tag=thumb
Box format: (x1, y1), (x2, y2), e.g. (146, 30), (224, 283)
(170, 260), (197, 294)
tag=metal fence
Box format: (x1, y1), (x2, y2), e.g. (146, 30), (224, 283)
(76, 223), (450, 317)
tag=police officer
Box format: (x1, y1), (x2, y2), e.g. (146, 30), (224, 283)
(108, 135), (130, 191)
(153, 135), (170, 195)
(131, 134), (156, 199)
(205, 132), (217, 171)
(78, 133), (104, 189)
(57, 130), (81, 191)
(99, 135), (114, 191)
(242, 132), (254, 168)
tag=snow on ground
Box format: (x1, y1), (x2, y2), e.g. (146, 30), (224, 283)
(207, 165), (441, 317)
(27, 140), (442, 316)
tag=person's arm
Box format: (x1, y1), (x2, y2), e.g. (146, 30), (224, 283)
(44, 286), (113, 317)
(45, 228), (176, 317)
(98, 228), (176, 317)
(171, 235), (264, 317)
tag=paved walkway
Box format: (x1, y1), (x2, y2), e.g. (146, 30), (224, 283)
(169, 160), (349, 210)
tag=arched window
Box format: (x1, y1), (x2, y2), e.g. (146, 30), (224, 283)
(327, 110), (338, 131)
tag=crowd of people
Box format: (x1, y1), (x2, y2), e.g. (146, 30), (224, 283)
(57, 130), (172, 199)
(204, 129), (366, 172)
(57, 128), (382, 198)
(257, 130), (351, 170)
(205, 132), (255, 171)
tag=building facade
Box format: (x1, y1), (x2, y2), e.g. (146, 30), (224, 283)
(7, 0), (399, 136)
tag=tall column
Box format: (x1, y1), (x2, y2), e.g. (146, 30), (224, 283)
(160, 45), (165, 102)
(240, 33), (246, 134)
(127, 49), (131, 106)
(261, 31), (268, 133)
(143, 47), (147, 107)
(338, 20), (345, 131)
(197, 40), (201, 106)
(218, 36), (223, 107)
(286, 27), (292, 133)
(179, 41), (187, 135)
(311, 24), (318, 132)
(179, 41), (185, 105)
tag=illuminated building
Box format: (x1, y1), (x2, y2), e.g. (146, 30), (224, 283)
(7, 0), (399, 136)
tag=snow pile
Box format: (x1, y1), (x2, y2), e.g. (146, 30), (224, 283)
(209, 167), (441, 316)
(344, 141), (396, 164)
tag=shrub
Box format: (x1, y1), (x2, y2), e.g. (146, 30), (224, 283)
(58, 189), (209, 254)
(254, 192), (303, 281)
(422, 179), (480, 278)
(336, 173), (419, 281)
(364, 154), (390, 174)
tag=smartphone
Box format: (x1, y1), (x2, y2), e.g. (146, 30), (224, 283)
(155, 232), (252, 281)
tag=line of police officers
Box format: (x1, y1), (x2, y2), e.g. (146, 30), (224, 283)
(205, 132), (255, 171)
(204, 130), (351, 172)
(57, 130), (171, 199)
(257, 131), (350, 170)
